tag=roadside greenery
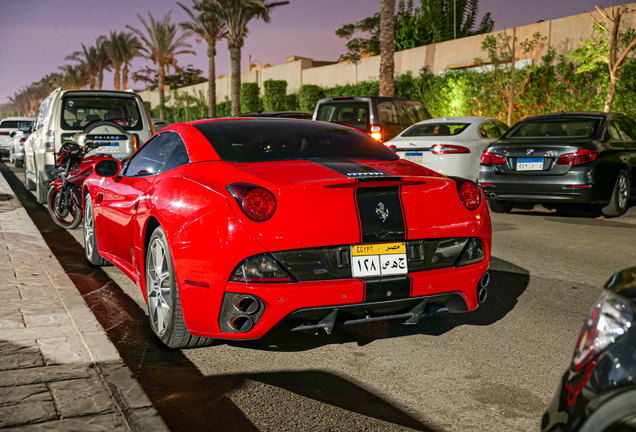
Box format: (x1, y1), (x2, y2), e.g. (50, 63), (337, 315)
(262, 79), (288, 112)
(240, 82), (262, 113)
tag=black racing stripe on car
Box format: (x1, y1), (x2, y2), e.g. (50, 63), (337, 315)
(355, 183), (407, 243)
(353, 185), (363, 244)
(398, 184), (409, 241)
(363, 276), (412, 303)
(310, 159), (388, 178)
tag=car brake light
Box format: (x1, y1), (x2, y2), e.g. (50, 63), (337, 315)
(556, 149), (599, 165)
(370, 125), (383, 142)
(481, 148), (505, 165)
(227, 183), (277, 221)
(431, 144), (470, 155)
(452, 178), (481, 210)
(19, 137), (27, 143)
(230, 254), (293, 283)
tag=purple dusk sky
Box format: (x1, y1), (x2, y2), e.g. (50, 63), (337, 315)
(0, 0), (629, 103)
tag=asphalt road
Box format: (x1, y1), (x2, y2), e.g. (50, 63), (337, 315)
(4, 160), (636, 432)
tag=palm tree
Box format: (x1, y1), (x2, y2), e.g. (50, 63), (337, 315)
(66, 43), (100, 89)
(95, 36), (112, 89)
(178, 0), (227, 118)
(379, 0), (396, 97)
(206, 0), (288, 115)
(127, 12), (196, 120)
(59, 64), (90, 89)
(104, 31), (125, 91)
(118, 32), (142, 90)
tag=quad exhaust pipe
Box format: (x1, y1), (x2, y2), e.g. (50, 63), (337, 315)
(478, 272), (490, 304)
(486, 192), (497, 199)
(228, 295), (261, 332)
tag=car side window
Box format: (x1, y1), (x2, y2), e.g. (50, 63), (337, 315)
(618, 116), (636, 141)
(497, 122), (510, 136)
(479, 121), (502, 139)
(397, 103), (418, 129)
(378, 102), (400, 125)
(608, 118), (629, 141)
(163, 139), (190, 172)
(123, 131), (180, 177)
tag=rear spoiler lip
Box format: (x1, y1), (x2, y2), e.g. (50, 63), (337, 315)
(324, 180), (427, 189)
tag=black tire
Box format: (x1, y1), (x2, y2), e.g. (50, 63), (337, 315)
(487, 199), (513, 214)
(602, 170), (630, 218)
(36, 172), (47, 204)
(83, 194), (111, 266)
(24, 169), (36, 191)
(48, 187), (82, 230)
(15, 159), (23, 168)
(145, 226), (213, 349)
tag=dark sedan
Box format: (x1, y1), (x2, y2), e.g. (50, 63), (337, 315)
(542, 266), (636, 432)
(479, 112), (636, 217)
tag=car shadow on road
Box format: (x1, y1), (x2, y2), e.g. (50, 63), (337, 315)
(234, 256), (530, 352)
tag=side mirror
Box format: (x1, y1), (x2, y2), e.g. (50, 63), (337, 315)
(94, 159), (122, 177)
(9, 131), (16, 137)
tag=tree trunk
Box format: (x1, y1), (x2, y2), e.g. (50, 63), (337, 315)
(379, 0), (396, 97)
(208, 44), (217, 118)
(605, 71), (617, 113)
(98, 70), (104, 89)
(90, 76), (96, 90)
(229, 45), (242, 116)
(507, 39), (516, 126)
(114, 66), (121, 91)
(122, 63), (129, 91)
(158, 67), (166, 121)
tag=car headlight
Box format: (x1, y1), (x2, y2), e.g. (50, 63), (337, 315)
(572, 291), (633, 370)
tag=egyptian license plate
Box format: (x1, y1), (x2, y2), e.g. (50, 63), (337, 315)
(351, 242), (408, 278)
(96, 142), (120, 153)
(517, 157), (543, 171)
(403, 152), (423, 163)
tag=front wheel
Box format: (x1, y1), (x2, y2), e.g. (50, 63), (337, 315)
(146, 226), (213, 349)
(487, 199), (513, 214)
(602, 170), (630, 218)
(48, 188), (82, 229)
(84, 194), (110, 266)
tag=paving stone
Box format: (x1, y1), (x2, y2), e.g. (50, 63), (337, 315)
(0, 383), (52, 406)
(49, 376), (116, 418)
(37, 336), (88, 365)
(67, 308), (103, 334)
(0, 364), (90, 387)
(57, 289), (88, 309)
(21, 306), (68, 328)
(0, 340), (44, 371)
(0, 308), (25, 329)
(0, 400), (57, 428)
(99, 362), (153, 410)
(83, 332), (120, 363)
(0, 286), (20, 301)
(124, 406), (170, 432)
(46, 272), (75, 288)
(3, 413), (128, 431)
(19, 285), (56, 301)
(0, 324), (76, 342)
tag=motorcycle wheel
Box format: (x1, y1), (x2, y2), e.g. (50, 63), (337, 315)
(47, 188), (83, 230)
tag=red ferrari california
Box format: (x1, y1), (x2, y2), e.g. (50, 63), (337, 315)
(83, 119), (492, 348)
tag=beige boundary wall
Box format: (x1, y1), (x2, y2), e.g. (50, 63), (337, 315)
(137, 3), (636, 108)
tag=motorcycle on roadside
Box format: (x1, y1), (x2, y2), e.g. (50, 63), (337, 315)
(47, 141), (115, 229)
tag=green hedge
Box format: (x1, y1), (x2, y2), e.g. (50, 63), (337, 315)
(217, 97), (232, 118)
(263, 79), (288, 112)
(240, 82), (262, 113)
(298, 84), (323, 112)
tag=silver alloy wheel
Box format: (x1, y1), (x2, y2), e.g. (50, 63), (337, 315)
(618, 175), (628, 210)
(147, 239), (171, 336)
(84, 197), (94, 258)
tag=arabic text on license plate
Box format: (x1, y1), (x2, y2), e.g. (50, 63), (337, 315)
(97, 145), (120, 153)
(403, 152), (423, 163)
(351, 242), (408, 277)
(517, 157), (543, 171)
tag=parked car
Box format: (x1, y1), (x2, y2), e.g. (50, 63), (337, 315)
(387, 116), (509, 182)
(313, 96), (431, 142)
(8, 119), (35, 167)
(152, 118), (172, 131)
(24, 88), (154, 204)
(0, 116), (34, 161)
(480, 112), (636, 217)
(83, 118), (491, 348)
(541, 266), (636, 432)
(236, 111), (313, 119)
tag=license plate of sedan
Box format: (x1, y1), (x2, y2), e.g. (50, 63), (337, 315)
(403, 152), (423, 163)
(517, 157), (544, 171)
(351, 242), (408, 278)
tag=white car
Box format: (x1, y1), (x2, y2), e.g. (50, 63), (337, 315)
(9, 119), (35, 167)
(0, 117), (34, 161)
(386, 116), (509, 182)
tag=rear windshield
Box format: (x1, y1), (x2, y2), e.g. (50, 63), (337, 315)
(403, 123), (470, 137)
(316, 102), (370, 132)
(193, 119), (398, 162)
(0, 121), (20, 129)
(507, 118), (601, 138)
(61, 96), (143, 131)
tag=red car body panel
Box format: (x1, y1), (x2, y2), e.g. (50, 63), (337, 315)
(85, 120), (492, 340)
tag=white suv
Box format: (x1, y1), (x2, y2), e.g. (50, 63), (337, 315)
(0, 117), (34, 161)
(24, 89), (154, 203)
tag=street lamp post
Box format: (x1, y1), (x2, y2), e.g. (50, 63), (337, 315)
(454, 0), (456, 39)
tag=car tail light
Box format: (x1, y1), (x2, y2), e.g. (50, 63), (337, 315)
(451, 178), (481, 210)
(370, 125), (383, 142)
(480, 148), (505, 165)
(431, 144), (470, 155)
(230, 254), (293, 283)
(45, 130), (55, 149)
(19, 137), (27, 143)
(556, 149), (599, 165)
(227, 183), (277, 221)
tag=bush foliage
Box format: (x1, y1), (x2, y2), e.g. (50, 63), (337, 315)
(263, 79), (288, 112)
(240, 82), (262, 113)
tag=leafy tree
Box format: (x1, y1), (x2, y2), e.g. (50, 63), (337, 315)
(127, 12), (196, 120)
(380, 0), (396, 97)
(65, 43), (100, 89)
(104, 31), (125, 91)
(132, 65), (206, 89)
(178, 0), (227, 118)
(118, 32), (142, 90)
(570, 5), (636, 112)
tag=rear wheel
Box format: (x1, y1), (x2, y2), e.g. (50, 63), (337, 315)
(84, 194), (110, 266)
(146, 226), (213, 349)
(487, 199), (513, 214)
(602, 170), (630, 218)
(48, 188), (82, 229)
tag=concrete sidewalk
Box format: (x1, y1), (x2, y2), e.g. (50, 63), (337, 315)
(0, 173), (168, 430)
